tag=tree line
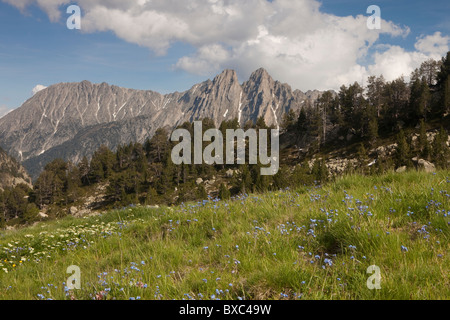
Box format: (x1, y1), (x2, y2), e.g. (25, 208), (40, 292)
(1, 52), (449, 228)
(281, 53), (450, 150)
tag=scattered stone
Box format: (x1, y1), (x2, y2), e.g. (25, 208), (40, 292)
(324, 157), (358, 176)
(417, 159), (435, 173)
(372, 144), (397, 158)
(396, 166), (407, 173)
(38, 212), (48, 218)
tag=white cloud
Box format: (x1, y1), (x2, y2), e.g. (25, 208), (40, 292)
(175, 43), (231, 75)
(415, 32), (450, 58)
(2, 0), (69, 21)
(32, 84), (47, 95)
(3, 0), (449, 91)
(367, 32), (449, 82)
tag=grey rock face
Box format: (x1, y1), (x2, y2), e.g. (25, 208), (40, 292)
(0, 147), (32, 190)
(0, 69), (323, 179)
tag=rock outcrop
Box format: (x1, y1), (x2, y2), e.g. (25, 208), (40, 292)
(0, 69), (323, 179)
(0, 147), (32, 191)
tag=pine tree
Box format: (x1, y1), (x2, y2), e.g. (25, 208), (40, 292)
(147, 128), (170, 163)
(272, 165), (290, 189)
(281, 109), (297, 132)
(156, 157), (175, 195)
(357, 143), (369, 172)
(311, 106), (323, 152)
(291, 161), (314, 187)
(106, 172), (126, 204)
(250, 164), (270, 192)
(436, 52), (450, 116)
(89, 145), (115, 182)
(418, 119), (432, 160)
(145, 187), (158, 205)
(432, 127), (449, 168)
(366, 75), (385, 118)
(238, 164), (252, 194)
(196, 185), (208, 200)
(319, 91), (335, 135)
(382, 77), (409, 130)
(297, 107), (308, 132)
(409, 77), (430, 121)
(66, 162), (82, 205)
(255, 116), (268, 130)
(311, 159), (328, 184)
(89, 155), (104, 183)
(34, 170), (53, 207)
(412, 58), (440, 86)
(395, 129), (410, 167)
(21, 203), (39, 224)
(367, 116), (379, 145)
(218, 183), (231, 200)
(443, 76), (450, 115)
(78, 156), (90, 186)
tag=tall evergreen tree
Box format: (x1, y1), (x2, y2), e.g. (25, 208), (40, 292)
(280, 109), (297, 132)
(432, 127), (449, 168)
(366, 75), (385, 118)
(315, 91), (334, 145)
(238, 164), (252, 194)
(418, 119), (431, 160)
(338, 82), (366, 135)
(395, 129), (411, 167)
(411, 58), (441, 87)
(297, 107), (308, 132)
(357, 143), (369, 170)
(367, 115), (379, 145)
(146, 128), (170, 163)
(409, 77), (430, 121)
(382, 77), (409, 130)
(78, 156), (90, 186)
(436, 51), (450, 115)
(311, 159), (329, 184)
(218, 183), (231, 200)
(89, 145), (115, 182)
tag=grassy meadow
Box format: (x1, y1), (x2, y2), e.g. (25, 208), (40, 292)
(0, 170), (448, 300)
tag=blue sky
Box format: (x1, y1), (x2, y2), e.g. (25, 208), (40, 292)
(0, 0), (449, 116)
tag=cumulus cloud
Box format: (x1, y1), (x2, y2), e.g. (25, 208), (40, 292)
(368, 32), (450, 82)
(32, 84), (47, 95)
(415, 32), (450, 58)
(368, 46), (423, 81)
(3, 0), (449, 90)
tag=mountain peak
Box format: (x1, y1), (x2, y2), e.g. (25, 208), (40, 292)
(213, 69), (238, 84)
(249, 67), (272, 83)
(0, 68), (325, 179)
(79, 80), (93, 89)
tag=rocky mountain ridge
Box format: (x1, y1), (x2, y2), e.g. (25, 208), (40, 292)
(0, 68), (324, 179)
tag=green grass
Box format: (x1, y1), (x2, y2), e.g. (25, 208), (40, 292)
(0, 170), (449, 300)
